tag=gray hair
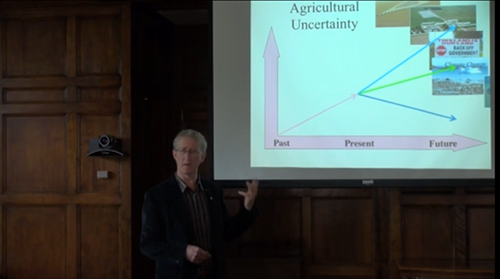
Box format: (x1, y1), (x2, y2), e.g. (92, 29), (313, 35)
(173, 129), (207, 153)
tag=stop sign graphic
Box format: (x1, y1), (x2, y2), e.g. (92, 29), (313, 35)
(436, 45), (447, 56)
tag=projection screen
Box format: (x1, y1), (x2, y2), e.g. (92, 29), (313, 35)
(211, 1), (495, 185)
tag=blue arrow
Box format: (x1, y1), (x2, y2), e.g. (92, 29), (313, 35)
(360, 94), (456, 121)
(357, 25), (456, 94)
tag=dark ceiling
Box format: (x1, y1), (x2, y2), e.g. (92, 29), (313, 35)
(0, 0), (210, 26)
(137, 0), (209, 25)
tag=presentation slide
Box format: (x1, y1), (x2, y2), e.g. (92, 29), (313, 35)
(212, 1), (495, 182)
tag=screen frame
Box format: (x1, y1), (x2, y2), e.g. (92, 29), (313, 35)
(208, 0), (495, 188)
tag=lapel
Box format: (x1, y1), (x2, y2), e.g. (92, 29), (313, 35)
(164, 177), (195, 241)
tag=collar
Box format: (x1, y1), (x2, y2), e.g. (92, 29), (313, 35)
(175, 173), (203, 193)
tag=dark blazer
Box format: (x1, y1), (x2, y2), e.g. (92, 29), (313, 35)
(140, 175), (259, 279)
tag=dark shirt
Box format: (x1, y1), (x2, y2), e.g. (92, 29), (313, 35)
(175, 174), (212, 269)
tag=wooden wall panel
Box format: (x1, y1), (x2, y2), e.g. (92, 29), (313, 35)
(4, 18), (66, 77)
(401, 206), (454, 260)
(226, 258), (302, 279)
(78, 87), (120, 102)
(219, 187), (494, 279)
(467, 207), (495, 260)
(3, 88), (66, 103)
(223, 196), (304, 279)
(77, 15), (121, 75)
(392, 188), (495, 278)
(80, 205), (120, 279)
(0, 2), (131, 278)
(242, 198), (302, 257)
(312, 198), (373, 266)
(5, 206), (66, 279)
(220, 189), (380, 279)
(4, 115), (67, 194)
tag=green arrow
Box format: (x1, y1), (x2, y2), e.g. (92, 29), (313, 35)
(359, 65), (456, 95)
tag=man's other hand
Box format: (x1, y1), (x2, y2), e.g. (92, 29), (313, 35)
(185, 245), (211, 264)
(238, 179), (259, 210)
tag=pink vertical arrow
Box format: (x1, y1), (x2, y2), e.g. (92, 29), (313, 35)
(264, 27), (280, 148)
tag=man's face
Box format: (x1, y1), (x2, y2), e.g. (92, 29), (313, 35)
(172, 136), (206, 176)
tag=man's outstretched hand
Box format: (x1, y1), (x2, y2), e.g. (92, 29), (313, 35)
(238, 179), (259, 210)
(186, 245), (211, 265)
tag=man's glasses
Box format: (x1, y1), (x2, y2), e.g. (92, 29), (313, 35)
(175, 149), (200, 155)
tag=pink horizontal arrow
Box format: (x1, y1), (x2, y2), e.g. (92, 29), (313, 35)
(265, 134), (486, 152)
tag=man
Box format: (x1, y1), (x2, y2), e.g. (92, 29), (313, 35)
(140, 129), (259, 279)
